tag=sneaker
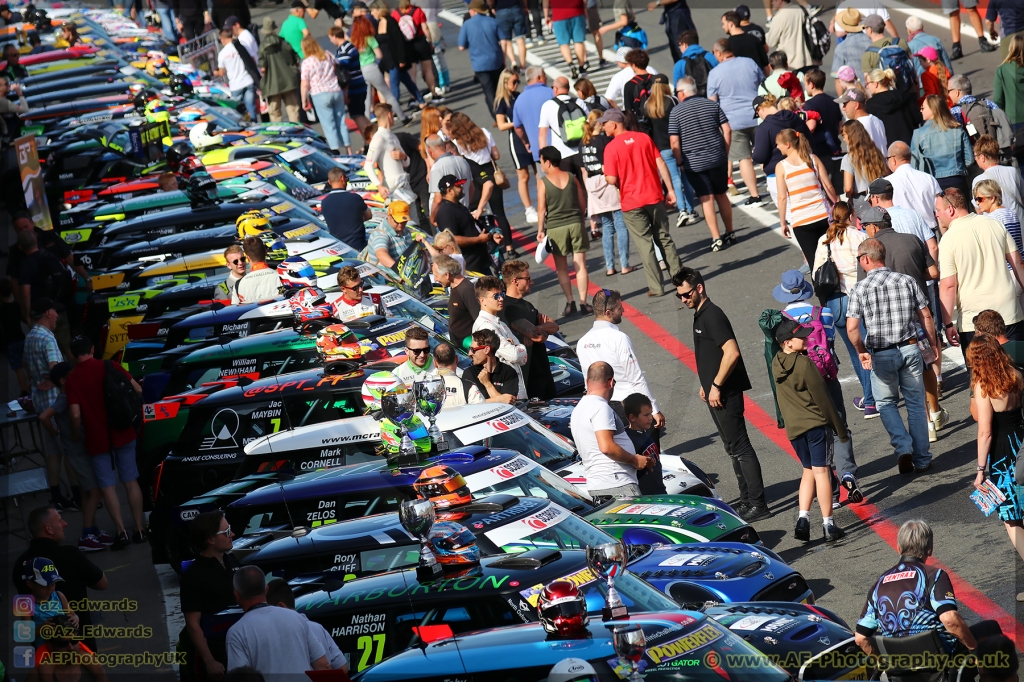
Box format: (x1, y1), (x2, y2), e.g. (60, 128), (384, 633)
(677, 211), (690, 227)
(710, 238), (724, 252)
(524, 205), (538, 224)
(798, 261), (810, 275)
(687, 210), (703, 224)
(724, 232), (737, 246)
(831, 499), (841, 510)
(579, 61), (590, 73)
(897, 453), (914, 475)
(570, 63), (578, 79)
(132, 529), (147, 544)
(852, 397), (866, 411)
(729, 500), (750, 517)
(53, 499), (78, 513)
(979, 37), (997, 53)
(823, 523), (845, 543)
(96, 530), (115, 546)
(928, 422), (937, 443)
(78, 535), (107, 552)
(535, 38), (545, 45)
(743, 195), (764, 206)
(915, 462), (933, 473)
(794, 517), (810, 542)
(932, 408), (949, 431)
(951, 41), (963, 60)
(110, 532), (132, 551)
(739, 503), (772, 522)
(598, 59), (608, 69)
(863, 405), (880, 419)
(841, 473), (863, 504)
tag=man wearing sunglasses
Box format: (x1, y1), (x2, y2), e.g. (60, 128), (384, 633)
(472, 276), (528, 400)
(464, 329), (519, 404)
(217, 244), (247, 301)
(393, 326), (440, 386)
(329, 265), (376, 321)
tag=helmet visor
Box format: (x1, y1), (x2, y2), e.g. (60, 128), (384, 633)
(417, 476), (468, 499)
(540, 599), (587, 621)
(432, 528), (476, 551)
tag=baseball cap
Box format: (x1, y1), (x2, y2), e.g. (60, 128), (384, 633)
(836, 65), (857, 82)
(752, 94), (769, 113)
(653, 73), (669, 85)
(595, 108), (624, 124)
(615, 46), (631, 63)
(834, 88), (866, 105)
(291, 0), (305, 8)
(30, 297), (55, 318)
(22, 557), (63, 587)
(868, 178), (893, 196)
(914, 46), (939, 62)
(387, 201), (411, 222)
(734, 4), (750, 20)
(862, 13), (885, 32)
(222, 15), (240, 29)
(438, 175), (466, 192)
(774, 319), (812, 345)
(858, 206), (890, 225)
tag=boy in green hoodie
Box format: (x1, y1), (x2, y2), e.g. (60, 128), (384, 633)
(772, 319), (849, 543)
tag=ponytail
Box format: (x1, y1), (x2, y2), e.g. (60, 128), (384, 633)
(825, 201), (852, 245)
(776, 128), (814, 169)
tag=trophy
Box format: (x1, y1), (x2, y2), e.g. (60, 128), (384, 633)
(587, 541), (628, 620)
(399, 498), (442, 581)
(381, 386), (417, 463)
(613, 625), (646, 682)
(414, 379), (448, 452)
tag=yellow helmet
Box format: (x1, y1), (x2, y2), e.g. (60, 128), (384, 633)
(236, 210), (270, 238)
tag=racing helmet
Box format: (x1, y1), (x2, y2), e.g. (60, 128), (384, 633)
(546, 659), (599, 682)
(293, 303), (333, 326)
(236, 210), (270, 238)
(165, 141), (193, 171)
(361, 371), (404, 411)
(178, 156), (205, 183)
(289, 285), (327, 311)
(426, 522), (480, 566)
(278, 256), (317, 288)
(146, 56), (171, 79)
(144, 99), (170, 124)
(538, 581), (589, 638)
(413, 465), (471, 509)
(258, 231), (288, 262)
(315, 323), (361, 364)
(169, 72), (194, 96)
(186, 171), (218, 206)
(188, 120), (223, 150)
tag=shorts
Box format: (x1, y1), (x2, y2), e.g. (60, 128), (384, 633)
(585, 6), (602, 33)
(685, 163), (728, 197)
(791, 426), (832, 469)
(546, 221), (589, 256)
(64, 446), (98, 491)
(941, 0), (977, 15)
(409, 35), (433, 62)
(508, 130), (533, 170)
(312, 0), (343, 19)
(348, 87), (367, 119)
(496, 6), (527, 39)
(729, 126), (756, 161)
(6, 340), (24, 370)
(552, 14), (586, 45)
(92, 441), (140, 489)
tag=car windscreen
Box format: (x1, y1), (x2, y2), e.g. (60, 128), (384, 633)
(474, 506), (617, 556)
(279, 146), (338, 185)
(380, 295), (448, 334)
(464, 454), (592, 513)
(257, 167), (320, 201)
(263, 196), (324, 224)
(449, 419), (575, 470)
(283, 389), (364, 427)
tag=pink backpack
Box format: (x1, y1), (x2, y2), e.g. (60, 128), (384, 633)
(398, 13), (417, 40)
(784, 306), (838, 382)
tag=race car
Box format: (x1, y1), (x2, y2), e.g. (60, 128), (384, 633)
(198, 142), (346, 189)
(588, 498), (758, 546)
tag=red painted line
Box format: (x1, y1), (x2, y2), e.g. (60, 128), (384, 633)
(511, 227), (1024, 650)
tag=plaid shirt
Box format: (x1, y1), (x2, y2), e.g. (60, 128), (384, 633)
(24, 324), (61, 409)
(847, 267), (927, 350)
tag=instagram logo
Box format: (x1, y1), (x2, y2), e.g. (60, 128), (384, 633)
(13, 595), (35, 617)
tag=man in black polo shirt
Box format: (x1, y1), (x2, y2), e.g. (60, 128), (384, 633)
(464, 329), (519, 403)
(13, 507), (108, 650)
(674, 267), (769, 522)
(434, 174), (498, 275)
(435, 254), (478, 350)
(855, 205), (937, 299)
(502, 259), (558, 400)
(320, 168), (371, 251)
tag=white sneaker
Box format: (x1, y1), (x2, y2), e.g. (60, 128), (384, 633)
(676, 211), (690, 227)
(931, 408), (949, 431)
(928, 422), (937, 443)
(525, 206), (538, 224)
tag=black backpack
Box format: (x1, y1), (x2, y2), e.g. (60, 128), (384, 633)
(683, 51), (711, 97)
(625, 73), (653, 133)
(103, 360), (142, 431)
(801, 6), (831, 63)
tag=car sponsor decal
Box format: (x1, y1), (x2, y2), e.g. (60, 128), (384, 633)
(280, 145), (316, 162)
(269, 201), (297, 215)
(657, 553), (716, 568)
(724, 615), (778, 631)
(242, 374), (353, 398)
(483, 503), (569, 548)
(882, 570), (916, 584)
(283, 224), (319, 239)
(606, 503), (702, 520)
(380, 289), (407, 305)
(107, 294), (141, 312)
(519, 565), (600, 607)
(143, 401), (180, 422)
(376, 330), (407, 346)
(259, 166), (283, 178)
(646, 624), (723, 665)
(463, 454), (537, 489)
(200, 409), (242, 450)
(452, 409), (528, 444)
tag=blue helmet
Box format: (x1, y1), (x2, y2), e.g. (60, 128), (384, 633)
(427, 521), (480, 566)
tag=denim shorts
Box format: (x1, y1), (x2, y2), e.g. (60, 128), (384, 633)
(496, 7), (527, 39)
(92, 441), (140, 488)
(940, 0), (977, 15)
(552, 14), (586, 44)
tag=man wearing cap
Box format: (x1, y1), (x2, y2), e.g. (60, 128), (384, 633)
(600, 108), (682, 297)
(847, 238), (936, 475)
(459, 0), (505, 113)
(856, 205), (936, 305)
(869, 178), (937, 258)
(604, 47), (657, 107)
(885, 141), (942, 232)
(280, 1), (311, 58)
(835, 88), (887, 155)
(735, 4), (766, 44)
(708, 38), (764, 208)
(426, 135), (473, 221)
(365, 201), (423, 270)
(830, 8), (872, 84)
(436, 174), (500, 275)
(861, 14), (910, 74)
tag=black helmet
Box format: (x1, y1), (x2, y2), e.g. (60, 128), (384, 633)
(169, 72), (194, 96)
(166, 141), (194, 171)
(186, 171), (219, 206)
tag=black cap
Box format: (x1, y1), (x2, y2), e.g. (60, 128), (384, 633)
(868, 178), (893, 196)
(653, 73), (669, 85)
(438, 174), (466, 192)
(30, 297), (55, 319)
(291, 0), (305, 8)
(774, 319), (812, 345)
(752, 94), (768, 114)
(222, 14), (240, 28)
(735, 3), (750, 19)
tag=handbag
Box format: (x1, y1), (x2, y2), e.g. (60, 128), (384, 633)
(492, 162), (510, 190)
(812, 241), (841, 305)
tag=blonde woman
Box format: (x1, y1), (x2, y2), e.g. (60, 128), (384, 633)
(864, 68), (922, 146)
(840, 120), (888, 199)
(580, 111), (631, 276)
(911, 94), (974, 199)
(975, 179), (1024, 260)
(775, 127), (837, 265)
(493, 70), (537, 223)
(300, 35), (351, 155)
(647, 74), (699, 225)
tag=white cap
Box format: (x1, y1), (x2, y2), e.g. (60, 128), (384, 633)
(615, 46), (631, 63)
(546, 658), (598, 682)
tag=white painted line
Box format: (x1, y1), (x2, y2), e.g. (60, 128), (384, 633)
(157, 564), (184, 669)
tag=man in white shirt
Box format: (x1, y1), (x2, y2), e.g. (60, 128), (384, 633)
(392, 326), (441, 386)
(329, 265), (377, 321)
(215, 28), (257, 121)
(226, 566), (330, 677)
(232, 236), (283, 304)
(225, 16), (258, 58)
(569, 361), (652, 499)
(576, 289), (665, 433)
(604, 46), (657, 106)
(538, 76), (587, 173)
(886, 141), (942, 231)
(835, 89), (886, 155)
(266, 579), (347, 673)
(364, 102), (418, 221)
(434, 342), (485, 407)
(471, 276), (528, 400)
(973, 135), (1024, 228)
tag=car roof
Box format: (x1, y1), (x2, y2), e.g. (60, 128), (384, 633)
(101, 200), (278, 237)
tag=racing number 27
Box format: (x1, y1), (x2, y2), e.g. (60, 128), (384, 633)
(356, 634), (386, 671)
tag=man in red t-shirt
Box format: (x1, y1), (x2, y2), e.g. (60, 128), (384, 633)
(543, 0), (587, 77)
(65, 336), (145, 550)
(599, 108), (683, 297)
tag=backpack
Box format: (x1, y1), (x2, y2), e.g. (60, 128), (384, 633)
(583, 94), (608, 115)
(961, 99), (1014, 151)
(801, 6), (831, 63)
(783, 306), (838, 382)
(625, 73), (653, 133)
(613, 21), (648, 51)
(397, 12), (417, 41)
(866, 43), (917, 93)
(811, 241), (841, 305)
(334, 60), (351, 89)
(682, 51), (711, 97)
(555, 97), (587, 148)
(103, 360), (142, 431)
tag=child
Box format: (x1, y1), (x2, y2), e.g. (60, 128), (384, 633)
(38, 363), (112, 551)
(915, 46), (952, 108)
(19, 557), (78, 647)
(0, 276), (28, 397)
(622, 393), (666, 495)
(772, 319), (848, 543)
(425, 229), (465, 275)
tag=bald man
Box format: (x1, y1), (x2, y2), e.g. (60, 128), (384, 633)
(886, 141), (942, 232)
(538, 76), (587, 177)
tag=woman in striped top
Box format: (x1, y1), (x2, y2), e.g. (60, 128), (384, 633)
(300, 35), (352, 155)
(776, 128), (837, 266)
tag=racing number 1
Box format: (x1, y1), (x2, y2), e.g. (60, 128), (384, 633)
(356, 634), (386, 671)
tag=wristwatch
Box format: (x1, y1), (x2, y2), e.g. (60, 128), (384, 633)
(712, 382), (722, 390)
(977, 466), (986, 472)
(944, 323), (955, 329)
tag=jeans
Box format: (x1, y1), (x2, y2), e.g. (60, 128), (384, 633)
(826, 294), (874, 408)
(155, 7), (178, 42)
(389, 66), (423, 105)
(707, 391), (766, 506)
(310, 90), (350, 152)
(231, 83), (258, 122)
(659, 148), (696, 213)
(599, 210), (629, 270)
(870, 344), (931, 467)
(825, 377), (858, 478)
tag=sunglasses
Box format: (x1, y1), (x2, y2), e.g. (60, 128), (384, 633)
(342, 282), (364, 291)
(974, 196), (991, 203)
(229, 258), (246, 265)
(675, 288), (696, 300)
(468, 345), (488, 353)
(214, 527), (232, 537)
(406, 346), (430, 355)
(509, 79), (520, 85)
(488, 292), (505, 301)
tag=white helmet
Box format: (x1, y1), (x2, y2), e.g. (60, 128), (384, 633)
(188, 120), (224, 150)
(361, 371), (404, 411)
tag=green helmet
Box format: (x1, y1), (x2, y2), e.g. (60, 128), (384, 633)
(379, 415), (432, 455)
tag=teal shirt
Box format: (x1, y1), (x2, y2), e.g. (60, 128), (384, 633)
(280, 15), (308, 58)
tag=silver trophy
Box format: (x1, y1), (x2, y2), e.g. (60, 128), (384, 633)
(587, 541), (628, 620)
(399, 498), (442, 581)
(613, 624), (646, 682)
(414, 379), (448, 452)
(380, 386), (418, 461)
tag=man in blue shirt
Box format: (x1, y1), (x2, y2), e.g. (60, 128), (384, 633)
(671, 30), (717, 93)
(320, 167), (372, 252)
(458, 0), (506, 117)
(986, 0), (1024, 58)
(513, 66), (554, 163)
(708, 39), (764, 205)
